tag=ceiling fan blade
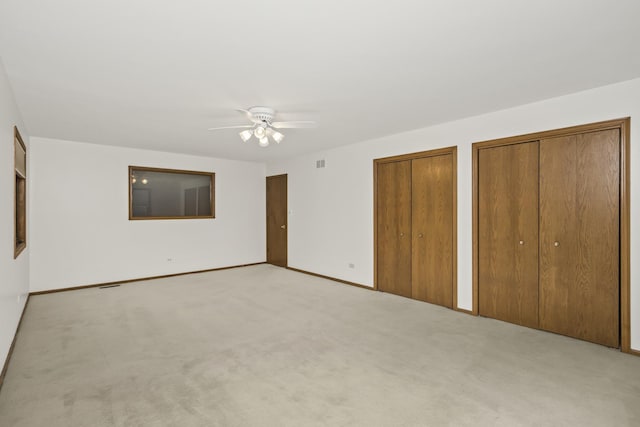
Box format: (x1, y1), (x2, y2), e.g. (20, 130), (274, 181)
(207, 124), (253, 131)
(271, 121), (317, 129)
(236, 108), (262, 124)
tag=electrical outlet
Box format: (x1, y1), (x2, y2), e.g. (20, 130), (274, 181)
(348, 263), (355, 269)
(167, 258), (173, 262)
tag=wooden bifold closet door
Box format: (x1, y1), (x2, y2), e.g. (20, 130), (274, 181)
(376, 160), (412, 298)
(411, 155), (454, 307)
(478, 141), (539, 328)
(538, 130), (620, 347)
(376, 148), (456, 309)
(476, 122), (623, 348)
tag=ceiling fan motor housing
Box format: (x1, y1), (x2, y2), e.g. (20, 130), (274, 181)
(248, 106), (275, 124)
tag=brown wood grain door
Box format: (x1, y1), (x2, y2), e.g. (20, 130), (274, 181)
(266, 174), (288, 267)
(376, 161), (412, 298)
(411, 154), (454, 307)
(539, 130), (620, 347)
(478, 142), (539, 328)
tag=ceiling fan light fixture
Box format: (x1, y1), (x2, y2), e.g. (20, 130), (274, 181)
(210, 106), (317, 148)
(239, 129), (253, 142)
(271, 130), (284, 144)
(254, 125), (267, 139)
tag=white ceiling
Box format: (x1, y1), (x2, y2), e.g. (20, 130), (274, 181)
(1, 0), (639, 162)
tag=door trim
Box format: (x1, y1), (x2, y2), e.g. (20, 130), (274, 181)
(471, 118), (631, 353)
(373, 146), (457, 308)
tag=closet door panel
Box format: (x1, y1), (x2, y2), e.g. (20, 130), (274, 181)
(411, 154), (454, 307)
(478, 142), (539, 328)
(377, 161), (412, 298)
(539, 130), (620, 347)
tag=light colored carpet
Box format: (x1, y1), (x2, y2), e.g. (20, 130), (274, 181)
(0, 264), (639, 427)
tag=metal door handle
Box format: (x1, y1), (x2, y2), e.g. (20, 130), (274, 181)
(280, 225), (286, 229)
(418, 233), (424, 238)
(554, 241), (559, 247)
(519, 240), (524, 245)
(400, 232), (404, 237)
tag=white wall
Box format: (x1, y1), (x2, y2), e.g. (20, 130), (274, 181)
(267, 77), (640, 351)
(0, 59), (29, 370)
(29, 138), (266, 292)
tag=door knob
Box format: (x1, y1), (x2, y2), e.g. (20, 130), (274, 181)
(280, 225), (286, 229)
(554, 241), (559, 247)
(519, 240), (524, 245)
(400, 232), (404, 237)
(418, 233), (424, 238)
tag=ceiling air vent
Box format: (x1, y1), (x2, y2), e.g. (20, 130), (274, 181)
(316, 159), (326, 168)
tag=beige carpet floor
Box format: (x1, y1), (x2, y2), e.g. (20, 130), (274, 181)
(0, 264), (639, 426)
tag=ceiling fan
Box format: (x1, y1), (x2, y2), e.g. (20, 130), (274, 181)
(208, 106), (316, 147)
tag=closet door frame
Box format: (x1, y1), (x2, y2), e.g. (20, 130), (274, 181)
(471, 118), (631, 353)
(373, 146), (458, 309)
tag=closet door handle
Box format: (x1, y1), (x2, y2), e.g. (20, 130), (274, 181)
(554, 241), (560, 247)
(417, 233), (424, 238)
(519, 240), (524, 245)
(400, 232), (405, 237)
